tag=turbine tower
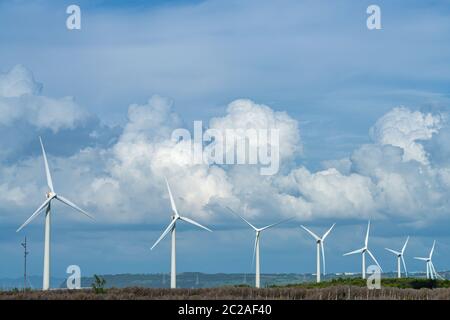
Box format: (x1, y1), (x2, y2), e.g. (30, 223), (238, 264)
(343, 221), (382, 279)
(385, 236), (409, 278)
(414, 241), (444, 280)
(227, 207), (291, 288)
(300, 223), (335, 283)
(17, 137), (94, 290)
(151, 177), (212, 289)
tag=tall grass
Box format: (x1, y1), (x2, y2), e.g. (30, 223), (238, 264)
(1, 285), (450, 300)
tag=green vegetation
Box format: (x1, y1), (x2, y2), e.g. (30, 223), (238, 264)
(269, 277), (450, 289)
(1, 285), (450, 300)
(91, 275), (107, 294)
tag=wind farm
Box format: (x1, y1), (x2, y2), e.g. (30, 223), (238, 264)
(1, 0), (450, 306)
(0, 137), (449, 300)
(3, 137), (448, 298)
(4, 140), (449, 294)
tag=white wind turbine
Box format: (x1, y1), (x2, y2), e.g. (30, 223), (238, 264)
(343, 221), (382, 279)
(414, 241), (444, 280)
(385, 236), (409, 278)
(227, 207), (291, 288)
(300, 223), (335, 283)
(151, 177), (212, 289)
(16, 137), (94, 291)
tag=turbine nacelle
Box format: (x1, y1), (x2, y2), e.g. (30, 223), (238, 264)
(46, 192), (56, 199)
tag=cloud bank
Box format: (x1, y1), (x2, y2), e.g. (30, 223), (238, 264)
(0, 65), (449, 229)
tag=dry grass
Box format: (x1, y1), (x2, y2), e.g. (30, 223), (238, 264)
(1, 286), (450, 300)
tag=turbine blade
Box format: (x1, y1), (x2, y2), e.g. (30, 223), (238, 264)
(385, 248), (401, 256)
(429, 240), (436, 259)
(343, 247), (365, 256)
(414, 257), (428, 261)
(322, 223), (335, 241)
(321, 242), (326, 275)
(56, 195), (94, 220)
(401, 236), (409, 254)
(365, 220), (371, 247)
(17, 196), (53, 232)
(151, 218), (177, 250)
(39, 137), (54, 193)
(401, 255), (408, 277)
(300, 225), (320, 241)
(179, 216), (212, 232)
(430, 262), (444, 280)
(367, 249), (382, 271)
(226, 206), (257, 230)
(164, 177), (179, 216)
(260, 217), (293, 231)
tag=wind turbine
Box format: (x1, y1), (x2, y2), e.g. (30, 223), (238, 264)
(343, 221), (382, 279)
(16, 137), (94, 291)
(385, 236), (409, 278)
(300, 223), (335, 283)
(414, 241), (444, 280)
(151, 177), (212, 289)
(227, 207), (291, 288)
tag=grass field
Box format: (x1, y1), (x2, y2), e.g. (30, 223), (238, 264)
(1, 278), (450, 300)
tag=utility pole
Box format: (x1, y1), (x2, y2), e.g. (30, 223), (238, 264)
(21, 237), (29, 291)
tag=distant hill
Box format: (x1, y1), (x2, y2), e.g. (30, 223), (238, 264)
(1, 271), (447, 290)
(0, 276), (65, 290)
(67, 271), (450, 289)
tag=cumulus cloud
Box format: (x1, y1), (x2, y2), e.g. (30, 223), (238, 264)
(74, 96), (236, 223)
(209, 99), (302, 162)
(284, 167), (377, 218)
(1, 69), (450, 227)
(0, 64), (42, 98)
(0, 65), (88, 132)
(0, 65), (118, 164)
(370, 107), (443, 165)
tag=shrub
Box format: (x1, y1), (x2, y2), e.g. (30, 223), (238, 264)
(92, 275), (106, 294)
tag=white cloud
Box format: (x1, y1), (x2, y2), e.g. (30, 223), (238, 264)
(370, 107), (443, 164)
(1, 80), (450, 227)
(0, 65), (88, 132)
(0, 64), (42, 98)
(282, 167), (377, 219)
(209, 99), (302, 162)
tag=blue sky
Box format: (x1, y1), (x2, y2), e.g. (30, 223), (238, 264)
(0, 0), (450, 280)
